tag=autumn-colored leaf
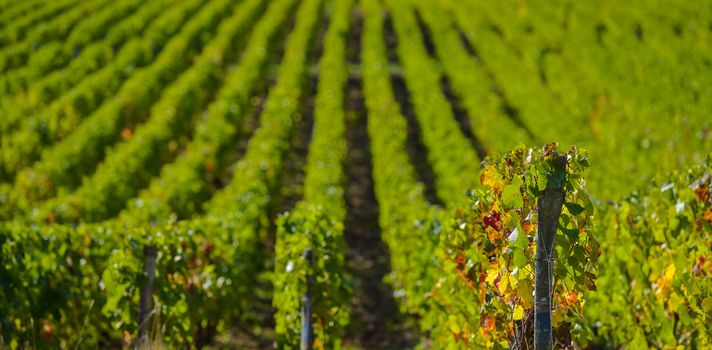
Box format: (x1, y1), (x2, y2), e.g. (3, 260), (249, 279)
(703, 208), (712, 222)
(565, 292), (578, 305)
(41, 321), (53, 340)
(483, 211), (502, 231)
(481, 164), (506, 194)
(122, 330), (133, 345)
(655, 264), (676, 299)
(542, 142), (557, 157)
(121, 127), (133, 140)
(486, 227), (501, 242)
(521, 220), (535, 234)
(482, 315), (495, 333)
(694, 184), (709, 203)
(513, 305), (525, 320)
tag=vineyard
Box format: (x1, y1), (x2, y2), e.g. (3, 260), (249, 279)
(0, 0), (710, 348)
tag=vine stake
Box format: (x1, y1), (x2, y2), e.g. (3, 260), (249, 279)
(300, 248), (314, 350)
(137, 245), (157, 348)
(534, 155), (567, 350)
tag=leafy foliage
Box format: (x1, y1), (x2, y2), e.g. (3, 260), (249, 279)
(272, 0), (353, 347)
(0, 0), (709, 348)
(361, 0), (442, 317)
(273, 206), (351, 349)
(441, 0), (710, 199)
(0, 218), (260, 348)
(0, 0), (189, 139)
(11, 0), (236, 205)
(425, 144), (598, 348)
(385, 0), (479, 206)
(37, 0), (268, 223)
(587, 158), (712, 348)
(121, 0), (291, 225)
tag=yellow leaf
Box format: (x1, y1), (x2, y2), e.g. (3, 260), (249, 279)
(501, 212), (515, 230)
(478, 328), (493, 347)
(552, 307), (564, 325)
(513, 305), (525, 320)
(481, 165), (506, 194)
(486, 268), (500, 286)
(655, 264), (676, 300)
(499, 272), (510, 294)
(664, 264), (676, 281)
(499, 274), (519, 303)
(486, 227), (501, 242)
(517, 281), (534, 308)
(491, 200), (501, 213)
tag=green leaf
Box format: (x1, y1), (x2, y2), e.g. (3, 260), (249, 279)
(502, 176), (524, 208)
(508, 227), (529, 250)
(702, 297), (712, 313)
(676, 304), (692, 326)
(448, 314), (461, 333)
(565, 202), (585, 215)
(578, 190), (594, 217)
(513, 249), (528, 268)
(537, 174), (548, 191)
(550, 173), (565, 188)
(561, 226), (579, 241)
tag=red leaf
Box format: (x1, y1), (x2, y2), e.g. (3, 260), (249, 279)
(483, 211), (502, 231)
(41, 322), (53, 340)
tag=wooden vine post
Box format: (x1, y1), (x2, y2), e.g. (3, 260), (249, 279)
(300, 248), (314, 350)
(534, 155), (567, 350)
(137, 245), (157, 348)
